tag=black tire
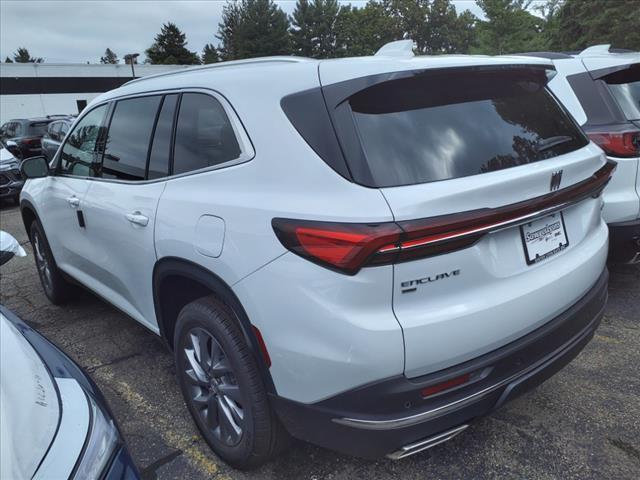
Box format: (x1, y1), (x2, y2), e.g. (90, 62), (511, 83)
(29, 220), (75, 304)
(174, 296), (289, 469)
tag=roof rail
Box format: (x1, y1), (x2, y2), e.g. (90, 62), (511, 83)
(515, 52), (573, 60)
(375, 40), (415, 58)
(578, 44), (611, 56)
(123, 56), (313, 86)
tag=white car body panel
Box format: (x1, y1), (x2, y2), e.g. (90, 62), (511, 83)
(80, 180), (166, 331)
(546, 52), (640, 225)
(32, 378), (90, 480)
(1, 316), (59, 480)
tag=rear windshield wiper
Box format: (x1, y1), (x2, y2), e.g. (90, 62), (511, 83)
(535, 135), (573, 152)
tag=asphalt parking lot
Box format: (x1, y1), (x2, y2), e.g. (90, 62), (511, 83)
(1, 201), (639, 480)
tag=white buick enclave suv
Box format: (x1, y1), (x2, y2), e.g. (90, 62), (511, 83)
(19, 42), (613, 468)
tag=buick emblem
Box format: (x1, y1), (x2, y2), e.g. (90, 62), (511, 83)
(550, 170), (563, 191)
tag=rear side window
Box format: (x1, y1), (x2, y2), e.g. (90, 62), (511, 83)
(604, 64), (640, 121)
(173, 93), (241, 175)
(60, 104), (108, 177)
(148, 94), (178, 179)
(103, 95), (162, 181)
(347, 69), (588, 187)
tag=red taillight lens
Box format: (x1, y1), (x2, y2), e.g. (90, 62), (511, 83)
(272, 219), (402, 275)
(21, 137), (41, 146)
(273, 162), (615, 275)
(587, 128), (640, 158)
(421, 373), (471, 398)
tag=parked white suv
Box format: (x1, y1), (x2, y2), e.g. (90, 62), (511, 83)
(20, 45), (613, 468)
(521, 45), (640, 263)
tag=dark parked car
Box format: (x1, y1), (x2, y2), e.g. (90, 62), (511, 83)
(41, 117), (74, 161)
(0, 115), (71, 159)
(0, 141), (24, 202)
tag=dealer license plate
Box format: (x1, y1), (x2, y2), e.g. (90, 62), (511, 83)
(520, 212), (569, 265)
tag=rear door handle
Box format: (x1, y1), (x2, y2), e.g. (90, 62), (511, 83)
(125, 212), (149, 227)
(66, 195), (80, 208)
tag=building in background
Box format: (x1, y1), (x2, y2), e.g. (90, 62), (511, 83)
(0, 63), (190, 123)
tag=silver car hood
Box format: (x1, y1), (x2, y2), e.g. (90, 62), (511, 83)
(0, 314), (60, 480)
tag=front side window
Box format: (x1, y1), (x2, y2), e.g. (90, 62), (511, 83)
(102, 95), (162, 181)
(59, 104), (108, 177)
(173, 93), (241, 175)
(348, 68), (589, 187)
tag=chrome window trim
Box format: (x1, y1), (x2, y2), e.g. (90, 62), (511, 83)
(55, 87), (255, 185)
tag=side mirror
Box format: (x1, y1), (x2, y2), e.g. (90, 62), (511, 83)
(20, 156), (49, 179)
(0, 231), (27, 266)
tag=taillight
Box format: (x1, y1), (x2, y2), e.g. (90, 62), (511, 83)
(273, 162), (615, 275)
(271, 219), (402, 275)
(21, 137), (41, 146)
(587, 128), (640, 158)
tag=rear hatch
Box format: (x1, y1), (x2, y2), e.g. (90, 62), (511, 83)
(319, 58), (611, 378)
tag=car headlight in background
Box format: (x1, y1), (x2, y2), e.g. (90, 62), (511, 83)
(73, 395), (119, 479)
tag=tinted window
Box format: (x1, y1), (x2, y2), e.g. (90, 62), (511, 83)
(13, 122), (22, 136)
(60, 104), (108, 176)
(605, 64), (640, 121)
(60, 122), (70, 136)
(103, 96), (162, 181)
(173, 93), (241, 175)
(48, 122), (61, 139)
(349, 69), (589, 187)
(148, 94), (178, 179)
(28, 122), (50, 136)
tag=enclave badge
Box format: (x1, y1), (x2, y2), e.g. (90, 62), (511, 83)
(401, 269), (461, 293)
(550, 170), (563, 191)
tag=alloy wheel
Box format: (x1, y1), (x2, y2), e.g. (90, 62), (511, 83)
(32, 231), (53, 295)
(183, 327), (244, 446)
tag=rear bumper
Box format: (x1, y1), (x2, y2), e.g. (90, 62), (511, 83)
(271, 269), (608, 459)
(608, 220), (640, 264)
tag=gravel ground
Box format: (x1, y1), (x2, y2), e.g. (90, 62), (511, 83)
(1, 201), (639, 480)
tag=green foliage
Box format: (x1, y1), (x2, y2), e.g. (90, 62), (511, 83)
(146, 22), (201, 65)
(334, 1), (396, 56)
(474, 0), (546, 54)
(202, 43), (220, 64)
(216, 0), (290, 60)
(545, 0), (640, 51)
(290, 0), (340, 58)
(100, 48), (118, 64)
(13, 47), (42, 63)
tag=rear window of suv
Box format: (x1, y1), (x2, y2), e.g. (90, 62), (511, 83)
(348, 68), (589, 187)
(604, 64), (640, 121)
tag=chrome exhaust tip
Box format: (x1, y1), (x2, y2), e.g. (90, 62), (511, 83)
(386, 424), (469, 460)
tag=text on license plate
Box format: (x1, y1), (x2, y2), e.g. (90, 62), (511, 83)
(520, 212), (569, 265)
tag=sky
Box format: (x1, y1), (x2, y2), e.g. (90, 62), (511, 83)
(0, 1), (544, 64)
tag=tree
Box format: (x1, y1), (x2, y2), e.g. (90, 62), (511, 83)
(5, 57), (13, 63)
(290, 0), (341, 58)
(334, 1), (396, 57)
(544, 0), (640, 51)
(474, 0), (546, 54)
(100, 48), (118, 64)
(216, 0), (291, 60)
(146, 22), (201, 64)
(202, 43), (220, 64)
(13, 47), (42, 63)
(217, 1), (244, 60)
